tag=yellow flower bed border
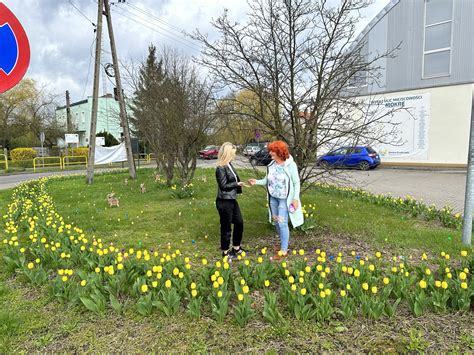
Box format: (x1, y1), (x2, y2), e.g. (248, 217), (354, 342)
(314, 183), (462, 229)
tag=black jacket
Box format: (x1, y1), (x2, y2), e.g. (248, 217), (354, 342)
(216, 163), (242, 200)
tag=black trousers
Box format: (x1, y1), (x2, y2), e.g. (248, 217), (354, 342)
(216, 198), (244, 251)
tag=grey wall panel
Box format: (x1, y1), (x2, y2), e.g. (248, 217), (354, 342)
(357, 0), (474, 96)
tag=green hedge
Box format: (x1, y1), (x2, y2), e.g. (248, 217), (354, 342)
(70, 147), (88, 157)
(10, 148), (37, 160)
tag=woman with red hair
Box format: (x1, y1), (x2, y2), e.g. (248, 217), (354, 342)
(249, 140), (304, 259)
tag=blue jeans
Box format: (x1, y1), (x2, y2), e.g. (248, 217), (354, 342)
(269, 196), (289, 253)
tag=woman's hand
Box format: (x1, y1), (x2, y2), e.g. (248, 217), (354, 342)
(247, 179), (257, 186)
(291, 199), (299, 209)
(237, 182), (245, 187)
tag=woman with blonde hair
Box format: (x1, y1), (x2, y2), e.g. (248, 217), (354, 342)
(215, 142), (246, 259)
(248, 140), (303, 260)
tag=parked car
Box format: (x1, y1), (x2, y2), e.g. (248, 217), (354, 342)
(249, 148), (272, 166)
(317, 146), (381, 170)
(199, 145), (219, 159)
(243, 145), (260, 156)
(243, 142), (268, 156)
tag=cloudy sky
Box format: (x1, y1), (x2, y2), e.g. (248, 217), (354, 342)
(3, 0), (389, 105)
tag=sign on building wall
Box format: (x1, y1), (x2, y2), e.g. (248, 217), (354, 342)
(65, 134), (79, 144)
(372, 93), (430, 160)
(96, 137), (105, 146)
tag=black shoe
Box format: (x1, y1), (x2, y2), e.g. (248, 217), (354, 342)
(222, 250), (234, 261)
(230, 247), (246, 257)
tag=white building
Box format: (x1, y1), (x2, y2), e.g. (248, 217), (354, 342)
(352, 0), (474, 167)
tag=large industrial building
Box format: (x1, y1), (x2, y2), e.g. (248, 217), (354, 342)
(353, 0), (473, 167)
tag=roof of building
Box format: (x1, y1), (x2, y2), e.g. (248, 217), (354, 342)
(55, 94), (115, 111)
(353, 0), (400, 45)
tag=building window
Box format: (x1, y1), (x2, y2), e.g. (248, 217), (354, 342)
(423, 0), (453, 78)
(81, 111), (85, 124)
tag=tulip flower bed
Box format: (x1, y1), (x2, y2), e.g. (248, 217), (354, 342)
(1, 175), (473, 352)
(314, 183), (463, 229)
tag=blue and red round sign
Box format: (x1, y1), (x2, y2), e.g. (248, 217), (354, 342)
(0, 2), (30, 93)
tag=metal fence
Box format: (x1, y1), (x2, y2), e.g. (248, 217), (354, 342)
(33, 157), (62, 172)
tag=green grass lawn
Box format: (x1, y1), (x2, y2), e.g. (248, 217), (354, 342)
(41, 167), (465, 256)
(0, 168), (472, 352)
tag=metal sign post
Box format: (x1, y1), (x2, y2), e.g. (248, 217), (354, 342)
(39, 131), (45, 168)
(462, 99), (474, 246)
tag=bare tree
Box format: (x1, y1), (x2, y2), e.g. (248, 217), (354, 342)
(130, 45), (215, 185)
(192, 0), (401, 186)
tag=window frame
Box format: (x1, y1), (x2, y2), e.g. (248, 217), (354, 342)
(422, 0), (455, 79)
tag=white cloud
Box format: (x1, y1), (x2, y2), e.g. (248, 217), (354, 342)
(2, 0), (389, 104)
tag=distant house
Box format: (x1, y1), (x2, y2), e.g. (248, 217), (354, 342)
(349, 0), (474, 167)
(55, 94), (123, 147)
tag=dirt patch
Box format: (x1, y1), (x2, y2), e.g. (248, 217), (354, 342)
(246, 227), (412, 260)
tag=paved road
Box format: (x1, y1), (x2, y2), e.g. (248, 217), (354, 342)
(0, 158), (222, 190)
(0, 157), (467, 213)
(343, 168), (466, 213)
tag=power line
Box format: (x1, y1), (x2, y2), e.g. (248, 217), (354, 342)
(82, 37), (96, 99)
(126, 2), (192, 38)
(68, 0), (96, 28)
(109, 6), (201, 51)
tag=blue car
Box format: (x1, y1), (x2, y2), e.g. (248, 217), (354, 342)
(317, 146), (381, 170)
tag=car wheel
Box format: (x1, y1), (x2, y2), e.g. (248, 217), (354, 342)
(319, 160), (330, 170)
(358, 161), (370, 171)
(250, 158), (258, 167)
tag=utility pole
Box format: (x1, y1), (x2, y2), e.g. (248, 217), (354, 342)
(66, 90), (72, 164)
(461, 98), (474, 246)
(103, 0), (136, 179)
(66, 90), (72, 133)
(86, 0), (104, 185)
